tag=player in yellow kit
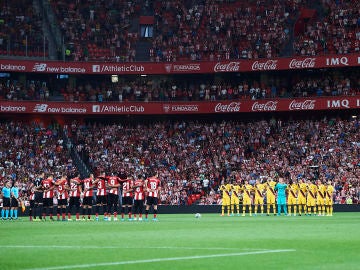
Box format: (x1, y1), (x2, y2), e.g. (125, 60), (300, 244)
(265, 177), (277, 215)
(325, 181), (335, 216)
(316, 180), (327, 216)
(306, 180), (318, 215)
(287, 179), (299, 216)
(254, 180), (265, 216)
(230, 182), (241, 216)
(241, 180), (253, 216)
(297, 179), (307, 216)
(219, 181), (232, 216)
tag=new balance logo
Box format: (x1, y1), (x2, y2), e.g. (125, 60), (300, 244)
(32, 63), (47, 72)
(33, 104), (48, 112)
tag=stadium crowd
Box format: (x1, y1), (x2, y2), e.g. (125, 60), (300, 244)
(1, 69), (359, 102)
(1, 0), (359, 60)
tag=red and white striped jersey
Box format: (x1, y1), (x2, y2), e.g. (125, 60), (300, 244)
(69, 177), (82, 197)
(107, 176), (120, 195)
(121, 178), (133, 197)
(29, 186), (35, 201)
(82, 177), (94, 197)
(42, 178), (55, 199)
(55, 179), (69, 200)
(146, 177), (161, 198)
(133, 179), (145, 200)
(96, 177), (107, 196)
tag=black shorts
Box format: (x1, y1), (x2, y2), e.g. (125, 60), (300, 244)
(122, 196), (133, 206)
(29, 200), (35, 209)
(43, 198), (53, 207)
(11, 198), (19, 208)
(69, 197), (80, 208)
(134, 199), (144, 208)
(146, 196), (158, 206)
(108, 193), (119, 206)
(2, 197), (10, 207)
(35, 192), (43, 204)
(58, 199), (68, 207)
(83, 196), (93, 206)
(96, 195), (107, 205)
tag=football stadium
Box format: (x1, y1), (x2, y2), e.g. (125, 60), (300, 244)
(0, 0), (359, 269)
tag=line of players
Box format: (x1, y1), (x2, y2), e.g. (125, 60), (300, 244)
(220, 177), (335, 217)
(28, 171), (161, 221)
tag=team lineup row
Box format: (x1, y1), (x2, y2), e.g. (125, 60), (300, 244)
(1, 171), (161, 221)
(220, 177), (335, 217)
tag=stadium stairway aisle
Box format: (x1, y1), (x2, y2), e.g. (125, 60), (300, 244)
(62, 129), (91, 178)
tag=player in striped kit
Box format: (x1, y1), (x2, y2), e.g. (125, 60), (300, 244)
(145, 172), (161, 221)
(67, 174), (82, 221)
(82, 174), (95, 221)
(55, 174), (69, 221)
(121, 175), (134, 221)
(106, 173), (121, 221)
(28, 183), (36, 221)
(94, 172), (108, 221)
(133, 175), (145, 221)
(41, 175), (55, 221)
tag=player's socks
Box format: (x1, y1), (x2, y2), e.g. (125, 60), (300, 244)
(68, 213), (71, 219)
(330, 206), (333, 216)
(5, 209), (9, 219)
(294, 206), (297, 216)
(273, 204), (277, 215)
(10, 209), (13, 218)
(277, 204), (281, 215)
(288, 206), (292, 215)
(145, 210), (149, 219)
(261, 205), (264, 215)
(121, 212), (125, 219)
(114, 211), (117, 218)
(1, 209), (4, 219)
(62, 212), (66, 220)
(322, 206), (325, 216)
(14, 209), (18, 219)
(154, 210), (157, 218)
(76, 213), (80, 220)
(221, 205), (225, 216)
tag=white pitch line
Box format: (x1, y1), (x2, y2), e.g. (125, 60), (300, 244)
(25, 249), (296, 270)
(0, 245), (264, 251)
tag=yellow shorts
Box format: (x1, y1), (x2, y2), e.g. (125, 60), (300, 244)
(266, 196), (276, 204)
(288, 196), (297, 205)
(231, 196), (239, 205)
(243, 197), (251, 205)
(306, 198), (316, 207)
(254, 197), (264, 205)
(297, 195), (306, 205)
(222, 198), (231, 206)
(317, 198), (325, 205)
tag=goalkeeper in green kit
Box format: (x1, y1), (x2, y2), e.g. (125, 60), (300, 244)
(275, 177), (288, 216)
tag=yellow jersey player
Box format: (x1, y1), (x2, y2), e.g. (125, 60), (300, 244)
(316, 180), (327, 216)
(241, 180), (253, 216)
(254, 180), (265, 215)
(287, 180), (299, 216)
(325, 181), (335, 216)
(230, 182), (241, 216)
(219, 181), (232, 216)
(306, 180), (318, 215)
(297, 179), (307, 216)
(265, 177), (277, 215)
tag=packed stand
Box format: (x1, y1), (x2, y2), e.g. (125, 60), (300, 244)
(70, 116), (359, 205)
(0, 0), (48, 57)
(293, 0), (360, 56)
(57, 70), (359, 102)
(52, 0), (141, 61)
(0, 79), (52, 101)
(151, 0), (303, 61)
(0, 121), (78, 203)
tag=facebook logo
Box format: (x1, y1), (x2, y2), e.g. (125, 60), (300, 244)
(92, 65), (100, 72)
(92, 105), (100, 112)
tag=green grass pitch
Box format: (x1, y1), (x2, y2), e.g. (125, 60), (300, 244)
(1, 213), (360, 270)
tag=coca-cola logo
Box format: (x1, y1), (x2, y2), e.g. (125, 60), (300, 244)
(251, 101), (278, 111)
(289, 100), (316, 110)
(214, 62), (240, 72)
(251, 60), (278, 71)
(214, 102), (241, 113)
(289, 58), (316, 69)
